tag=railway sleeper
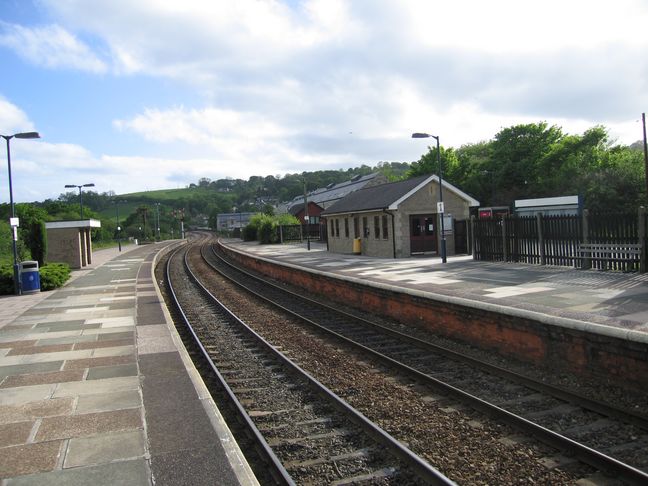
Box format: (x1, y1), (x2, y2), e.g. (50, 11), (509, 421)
(257, 417), (333, 433)
(524, 403), (580, 419)
(538, 453), (580, 471)
(495, 392), (548, 407)
(248, 408), (299, 418)
(607, 436), (648, 456)
(560, 418), (616, 437)
(283, 448), (371, 469)
(266, 428), (352, 447)
(330, 467), (398, 486)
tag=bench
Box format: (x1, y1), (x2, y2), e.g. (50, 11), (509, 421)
(578, 243), (642, 271)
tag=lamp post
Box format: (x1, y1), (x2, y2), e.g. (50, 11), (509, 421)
(155, 202), (161, 240)
(64, 183), (95, 219)
(412, 132), (447, 263)
(114, 199), (123, 251)
(1, 131), (40, 295)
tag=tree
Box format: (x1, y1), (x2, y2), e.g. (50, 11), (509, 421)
(407, 145), (460, 180)
(451, 141), (494, 205)
(488, 122), (564, 203)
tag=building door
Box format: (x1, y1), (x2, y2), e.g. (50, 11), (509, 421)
(410, 214), (437, 254)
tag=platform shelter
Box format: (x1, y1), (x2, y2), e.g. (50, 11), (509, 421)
(45, 219), (101, 268)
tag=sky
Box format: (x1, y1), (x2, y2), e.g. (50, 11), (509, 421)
(1, 0), (648, 203)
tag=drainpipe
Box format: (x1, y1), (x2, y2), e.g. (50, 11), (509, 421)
(384, 209), (396, 259)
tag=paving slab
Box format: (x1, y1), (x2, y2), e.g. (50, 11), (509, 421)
(225, 239), (648, 335)
(64, 430), (146, 468)
(4, 459), (150, 486)
(0, 243), (257, 485)
(75, 389), (141, 414)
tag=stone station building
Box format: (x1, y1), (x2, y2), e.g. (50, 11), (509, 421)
(321, 175), (479, 258)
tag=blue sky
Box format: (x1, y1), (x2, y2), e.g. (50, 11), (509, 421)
(1, 0), (648, 203)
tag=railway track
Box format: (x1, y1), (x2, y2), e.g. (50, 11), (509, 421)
(205, 238), (648, 485)
(163, 236), (454, 485)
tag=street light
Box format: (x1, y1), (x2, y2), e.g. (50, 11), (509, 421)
(114, 199), (124, 251)
(64, 183), (95, 219)
(412, 132), (447, 263)
(155, 202), (161, 240)
(1, 131), (41, 295)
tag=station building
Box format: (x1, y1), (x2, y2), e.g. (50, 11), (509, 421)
(321, 174), (479, 258)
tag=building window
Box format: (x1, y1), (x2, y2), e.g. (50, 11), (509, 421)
(382, 215), (389, 239)
(353, 217), (359, 238)
(330, 219), (334, 238)
(344, 218), (349, 238)
(374, 216), (380, 239)
(363, 216), (369, 237)
(335, 218), (340, 237)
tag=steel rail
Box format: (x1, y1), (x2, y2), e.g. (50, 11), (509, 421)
(188, 242), (456, 485)
(165, 243), (295, 486)
(209, 240), (648, 485)
(214, 243), (648, 431)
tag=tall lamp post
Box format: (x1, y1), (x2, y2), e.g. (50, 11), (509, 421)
(114, 199), (123, 251)
(412, 132), (447, 263)
(64, 183), (95, 219)
(155, 202), (161, 240)
(2, 131), (40, 295)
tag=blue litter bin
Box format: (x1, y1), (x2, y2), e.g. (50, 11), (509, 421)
(20, 261), (40, 294)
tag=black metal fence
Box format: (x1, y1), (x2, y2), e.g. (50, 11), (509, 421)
(473, 209), (647, 272)
(278, 224), (325, 243)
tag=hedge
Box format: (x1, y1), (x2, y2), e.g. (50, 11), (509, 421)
(0, 262), (71, 295)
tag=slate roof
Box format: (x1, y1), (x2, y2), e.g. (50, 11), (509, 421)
(322, 175), (429, 215)
(287, 173), (385, 211)
(321, 175), (479, 216)
(288, 201), (323, 216)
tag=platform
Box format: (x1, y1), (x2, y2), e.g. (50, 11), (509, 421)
(224, 239), (648, 336)
(219, 239), (648, 388)
(0, 243), (257, 485)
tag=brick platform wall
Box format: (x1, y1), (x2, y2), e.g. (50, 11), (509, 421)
(220, 243), (648, 389)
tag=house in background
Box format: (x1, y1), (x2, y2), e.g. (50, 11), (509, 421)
(216, 212), (255, 234)
(288, 201), (325, 225)
(284, 173), (387, 215)
(321, 175), (479, 258)
(514, 195), (582, 217)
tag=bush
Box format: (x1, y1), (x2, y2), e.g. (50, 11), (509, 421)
(0, 263), (13, 295)
(241, 213), (301, 244)
(40, 263), (71, 291)
(242, 225), (257, 241)
(257, 217), (277, 244)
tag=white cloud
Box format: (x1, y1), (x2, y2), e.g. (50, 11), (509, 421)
(1, 0), (646, 203)
(114, 106), (290, 144)
(0, 98), (35, 135)
(0, 22), (107, 73)
(398, 0), (648, 53)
